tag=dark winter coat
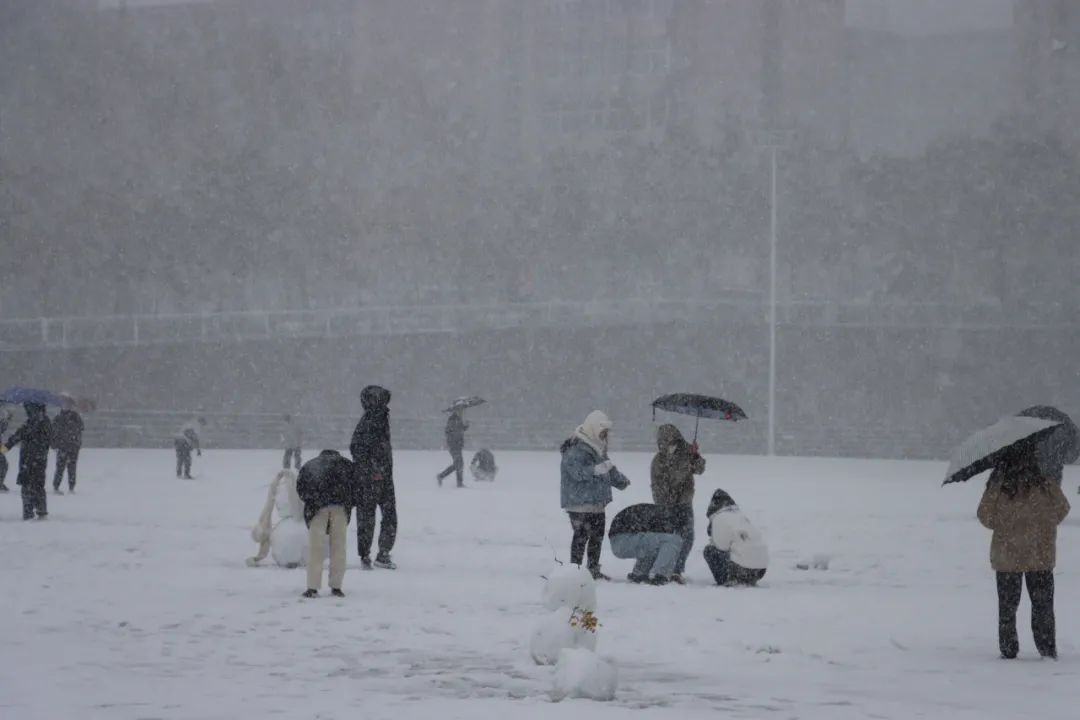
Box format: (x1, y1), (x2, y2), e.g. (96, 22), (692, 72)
(5, 405), (52, 485)
(650, 424), (705, 506)
(978, 460), (1070, 572)
(608, 503), (679, 538)
(350, 386), (393, 488)
(52, 409), (84, 453)
(296, 450), (358, 526)
(445, 413), (468, 451)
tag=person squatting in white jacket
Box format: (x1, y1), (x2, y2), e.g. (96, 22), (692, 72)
(703, 489), (768, 586)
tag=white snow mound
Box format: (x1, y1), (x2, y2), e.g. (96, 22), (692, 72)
(551, 648), (617, 702)
(541, 565), (596, 612)
(270, 520), (308, 568)
(529, 607), (598, 666)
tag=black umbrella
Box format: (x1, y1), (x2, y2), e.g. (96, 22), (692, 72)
(444, 396), (486, 413)
(651, 393), (747, 441)
(943, 415), (1062, 485)
(1017, 405), (1079, 483)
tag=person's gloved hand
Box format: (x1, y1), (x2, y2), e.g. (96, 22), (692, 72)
(593, 460), (614, 476)
(690, 441), (700, 455)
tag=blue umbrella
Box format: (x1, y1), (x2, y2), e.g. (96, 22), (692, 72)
(0, 387), (66, 407)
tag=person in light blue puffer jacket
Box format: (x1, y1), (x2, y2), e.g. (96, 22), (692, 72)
(560, 410), (631, 580)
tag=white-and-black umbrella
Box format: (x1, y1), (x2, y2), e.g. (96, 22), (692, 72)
(1017, 405), (1079, 483)
(444, 396), (486, 413)
(943, 415), (1063, 486)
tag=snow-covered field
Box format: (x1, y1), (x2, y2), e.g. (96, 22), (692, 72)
(2, 449), (1079, 719)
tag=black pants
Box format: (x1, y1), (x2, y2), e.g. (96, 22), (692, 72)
(997, 571), (1056, 658)
(54, 448), (79, 491)
(669, 504), (695, 575)
(283, 448), (302, 470)
(21, 479), (47, 519)
(0, 453), (8, 487)
(568, 511), (606, 570)
(357, 484), (397, 560)
(174, 440), (193, 478)
(704, 545), (766, 586)
(437, 447), (464, 486)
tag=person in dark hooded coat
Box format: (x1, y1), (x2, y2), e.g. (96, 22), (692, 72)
(52, 408), (84, 494)
(651, 424), (706, 584)
(0, 405), (13, 493)
(350, 385), (396, 570)
(2, 402), (53, 520)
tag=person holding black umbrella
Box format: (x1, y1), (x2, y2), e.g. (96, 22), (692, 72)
(437, 409), (469, 488)
(1, 402), (53, 520)
(977, 452), (1070, 659)
(651, 424), (705, 584)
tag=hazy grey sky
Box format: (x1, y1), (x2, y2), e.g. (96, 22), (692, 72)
(846, 0), (1014, 35)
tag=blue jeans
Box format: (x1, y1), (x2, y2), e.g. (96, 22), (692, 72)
(610, 532), (682, 579)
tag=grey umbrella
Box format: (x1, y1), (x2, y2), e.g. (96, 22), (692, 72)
(1017, 406), (1079, 484)
(943, 416), (1063, 485)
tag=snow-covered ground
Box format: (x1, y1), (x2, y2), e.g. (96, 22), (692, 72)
(2, 449), (1079, 719)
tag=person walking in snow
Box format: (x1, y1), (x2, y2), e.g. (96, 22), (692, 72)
(703, 489), (768, 587)
(52, 407), (84, 494)
(651, 424), (706, 584)
(174, 416), (205, 479)
(608, 503), (683, 585)
(978, 453), (1070, 659)
(560, 410), (630, 580)
(1, 402), (53, 520)
(0, 405), (13, 493)
(350, 385), (397, 570)
(282, 414), (303, 471)
(296, 450), (358, 598)
(436, 409), (468, 488)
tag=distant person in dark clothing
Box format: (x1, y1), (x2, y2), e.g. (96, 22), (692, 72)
(52, 408), (84, 494)
(175, 417), (205, 479)
(296, 449), (358, 598)
(608, 503), (682, 585)
(350, 386), (396, 570)
(0, 405), (13, 493)
(2, 402), (53, 520)
(437, 409), (468, 488)
(282, 414), (303, 470)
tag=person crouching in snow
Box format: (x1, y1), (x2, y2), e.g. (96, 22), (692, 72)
(560, 411), (630, 581)
(608, 503), (683, 585)
(247, 469), (307, 568)
(703, 489), (768, 586)
(296, 450), (358, 598)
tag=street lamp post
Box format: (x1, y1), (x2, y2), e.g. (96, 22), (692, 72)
(768, 145), (777, 457)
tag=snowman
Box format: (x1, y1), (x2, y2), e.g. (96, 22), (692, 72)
(247, 469), (309, 568)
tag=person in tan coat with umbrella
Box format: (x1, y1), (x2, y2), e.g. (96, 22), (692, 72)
(978, 453), (1070, 659)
